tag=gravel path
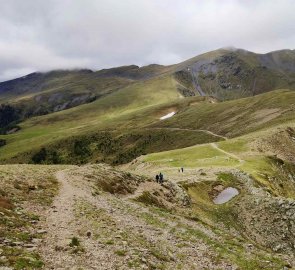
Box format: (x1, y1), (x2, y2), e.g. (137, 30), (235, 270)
(210, 142), (243, 162)
(148, 127), (228, 140)
(38, 166), (234, 270)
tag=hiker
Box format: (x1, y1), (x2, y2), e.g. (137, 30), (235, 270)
(181, 167), (184, 173)
(159, 172), (163, 184)
(155, 174), (159, 183)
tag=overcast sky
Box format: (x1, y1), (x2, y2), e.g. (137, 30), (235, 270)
(0, 0), (294, 81)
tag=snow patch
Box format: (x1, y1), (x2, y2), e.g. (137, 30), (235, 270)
(160, 112), (175, 120)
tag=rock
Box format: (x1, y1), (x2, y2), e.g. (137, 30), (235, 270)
(55, 245), (64, 251)
(23, 243), (37, 248)
(37, 229), (47, 234)
(32, 238), (42, 244)
(0, 256), (8, 263)
(10, 241), (23, 246)
(149, 261), (157, 268)
(168, 251), (175, 261)
(122, 241), (128, 247)
(86, 231), (91, 238)
(273, 244), (282, 252)
(213, 185), (224, 192)
(28, 185), (38, 191)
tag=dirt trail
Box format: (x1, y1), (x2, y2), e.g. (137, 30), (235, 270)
(149, 127), (228, 140)
(38, 166), (231, 270)
(210, 143), (244, 162)
(39, 169), (111, 269)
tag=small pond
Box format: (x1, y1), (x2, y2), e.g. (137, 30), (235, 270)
(213, 187), (239, 204)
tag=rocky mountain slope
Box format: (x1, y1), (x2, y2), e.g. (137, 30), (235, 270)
(1, 164), (293, 270)
(174, 48), (295, 100)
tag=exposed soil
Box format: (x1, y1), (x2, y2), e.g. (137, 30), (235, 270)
(37, 165), (233, 269)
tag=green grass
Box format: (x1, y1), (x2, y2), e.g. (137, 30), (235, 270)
(69, 237), (80, 247)
(0, 75), (181, 160)
(217, 138), (249, 154)
(114, 249), (127, 256)
(154, 89), (295, 138)
(2, 77), (295, 165)
(144, 143), (239, 168)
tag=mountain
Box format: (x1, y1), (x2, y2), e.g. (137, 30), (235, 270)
(1, 48), (295, 128)
(173, 48), (295, 100)
(2, 48), (295, 269)
(0, 47), (295, 159)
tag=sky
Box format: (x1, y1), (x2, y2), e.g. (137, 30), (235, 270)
(0, 0), (294, 81)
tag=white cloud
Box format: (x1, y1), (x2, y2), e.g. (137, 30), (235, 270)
(0, 0), (294, 81)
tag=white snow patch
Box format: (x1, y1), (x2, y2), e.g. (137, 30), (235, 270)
(160, 112), (175, 120)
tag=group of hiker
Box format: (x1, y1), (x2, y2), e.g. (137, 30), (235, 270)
(155, 172), (164, 184)
(155, 168), (184, 184)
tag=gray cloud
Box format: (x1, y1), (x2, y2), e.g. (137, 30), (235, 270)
(0, 0), (294, 81)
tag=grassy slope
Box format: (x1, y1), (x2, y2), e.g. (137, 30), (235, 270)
(1, 72), (135, 121)
(0, 75), (183, 160)
(1, 47), (295, 137)
(173, 48), (295, 100)
(154, 89), (295, 137)
(142, 125), (295, 194)
(2, 87), (295, 164)
(2, 48), (295, 110)
(135, 89), (295, 193)
(0, 70), (131, 103)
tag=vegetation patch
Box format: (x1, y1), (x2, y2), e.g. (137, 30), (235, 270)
(0, 165), (62, 269)
(69, 237), (80, 247)
(0, 104), (21, 134)
(135, 191), (166, 208)
(114, 249), (127, 256)
(0, 139), (6, 147)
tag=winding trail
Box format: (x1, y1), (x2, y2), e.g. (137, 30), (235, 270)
(210, 143), (244, 163)
(38, 166), (229, 270)
(39, 169), (109, 269)
(148, 127), (228, 140)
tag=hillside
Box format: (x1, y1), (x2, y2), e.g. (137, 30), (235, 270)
(173, 48), (295, 100)
(0, 70), (134, 133)
(1, 163), (293, 269)
(1, 48), (295, 134)
(1, 48), (295, 269)
(0, 87), (294, 165)
(152, 88), (295, 138)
